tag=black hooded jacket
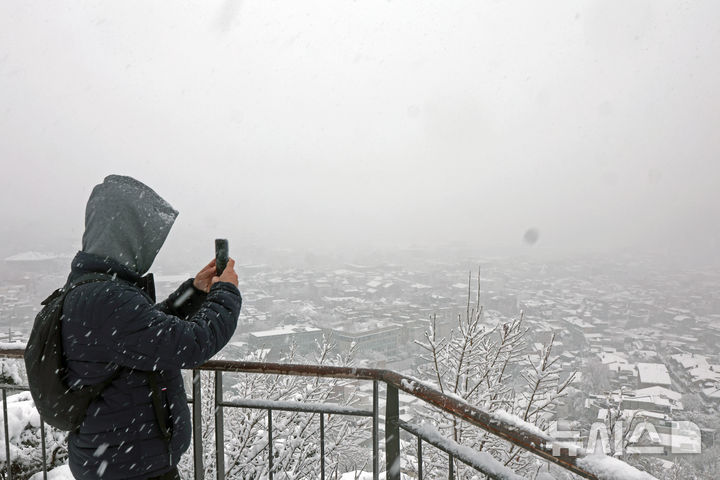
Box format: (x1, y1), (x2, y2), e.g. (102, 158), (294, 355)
(61, 176), (242, 479)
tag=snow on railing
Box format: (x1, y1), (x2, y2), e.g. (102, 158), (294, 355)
(401, 421), (528, 480)
(0, 348), (659, 480)
(195, 359), (659, 480)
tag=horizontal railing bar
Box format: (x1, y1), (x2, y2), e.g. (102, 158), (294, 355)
(0, 349), (24, 359)
(219, 399), (374, 417)
(399, 420), (527, 480)
(197, 360), (381, 380)
(0, 383), (28, 390)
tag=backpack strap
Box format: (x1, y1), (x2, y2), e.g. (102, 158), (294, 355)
(77, 367), (124, 407)
(66, 272), (116, 292)
(41, 288), (64, 306)
(40, 273), (113, 306)
(147, 371), (173, 466)
(59, 272), (123, 428)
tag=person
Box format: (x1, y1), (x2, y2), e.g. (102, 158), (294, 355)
(61, 175), (242, 479)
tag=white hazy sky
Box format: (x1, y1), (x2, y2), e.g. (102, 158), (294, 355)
(1, 1), (719, 262)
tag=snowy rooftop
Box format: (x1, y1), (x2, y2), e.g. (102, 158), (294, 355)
(636, 363), (672, 386)
(4, 251), (72, 262)
(154, 274), (192, 283)
(250, 324), (322, 338)
(633, 386), (682, 402)
(670, 353), (709, 370)
(597, 352), (629, 365)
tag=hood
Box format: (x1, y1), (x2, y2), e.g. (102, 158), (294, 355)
(81, 175), (178, 276)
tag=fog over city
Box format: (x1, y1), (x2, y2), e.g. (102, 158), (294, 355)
(1, 1), (719, 267)
(1, 2), (720, 479)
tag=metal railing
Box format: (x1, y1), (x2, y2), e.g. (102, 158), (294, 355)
(0, 348), (652, 480)
(192, 360), (595, 480)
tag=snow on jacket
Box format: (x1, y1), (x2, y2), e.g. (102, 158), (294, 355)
(60, 175), (242, 479)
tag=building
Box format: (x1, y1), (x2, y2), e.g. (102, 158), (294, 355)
(637, 363), (672, 388)
(248, 324), (324, 359)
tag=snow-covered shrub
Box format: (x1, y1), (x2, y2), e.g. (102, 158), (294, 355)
(0, 390), (68, 480)
(179, 335), (369, 479)
(0, 358), (23, 386)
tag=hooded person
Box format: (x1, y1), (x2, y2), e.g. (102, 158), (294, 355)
(62, 175), (242, 480)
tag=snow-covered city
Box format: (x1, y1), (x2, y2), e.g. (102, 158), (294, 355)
(1, 247), (718, 478)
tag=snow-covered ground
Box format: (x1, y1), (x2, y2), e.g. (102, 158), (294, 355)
(0, 391), (43, 461)
(29, 464), (73, 480)
(0, 390), (68, 478)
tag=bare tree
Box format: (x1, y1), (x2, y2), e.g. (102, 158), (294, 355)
(178, 335), (369, 479)
(410, 269), (575, 479)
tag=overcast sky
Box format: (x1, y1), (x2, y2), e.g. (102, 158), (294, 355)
(1, 1), (718, 264)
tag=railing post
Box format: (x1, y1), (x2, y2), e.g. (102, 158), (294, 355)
(320, 413), (325, 480)
(215, 371), (225, 480)
(417, 437), (423, 480)
(2, 389), (11, 480)
(373, 380), (379, 480)
(268, 409), (274, 480)
(193, 369), (204, 480)
(385, 384), (400, 480)
(448, 454), (454, 479)
(40, 419), (48, 480)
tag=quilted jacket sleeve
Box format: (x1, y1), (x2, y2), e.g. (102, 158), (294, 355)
(155, 278), (208, 319)
(93, 280), (241, 371)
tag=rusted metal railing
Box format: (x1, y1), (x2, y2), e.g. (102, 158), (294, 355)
(0, 348), (655, 480)
(194, 359), (597, 480)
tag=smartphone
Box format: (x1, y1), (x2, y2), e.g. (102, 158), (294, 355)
(215, 239), (229, 276)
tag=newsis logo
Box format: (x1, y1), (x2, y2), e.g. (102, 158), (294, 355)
(549, 420), (702, 456)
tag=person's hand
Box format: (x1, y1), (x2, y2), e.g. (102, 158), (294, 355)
(192, 259), (217, 293)
(211, 258), (239, 288)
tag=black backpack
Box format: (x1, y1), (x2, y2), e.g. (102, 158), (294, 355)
(24, 273), (119, 431)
